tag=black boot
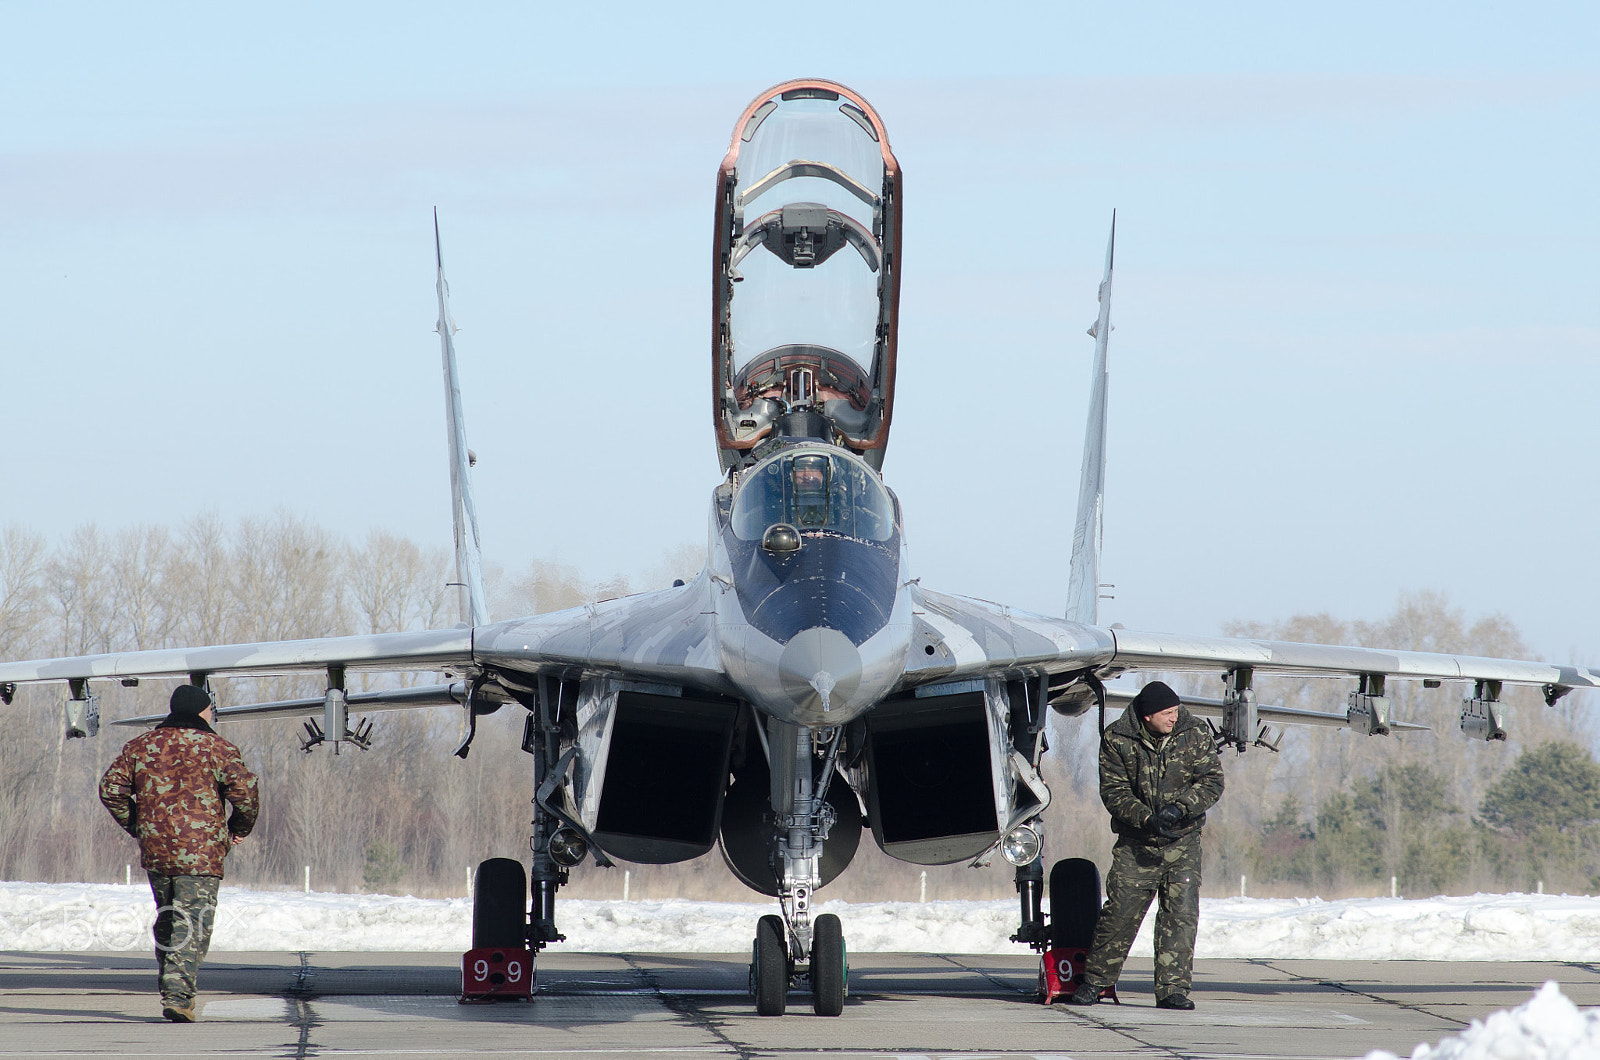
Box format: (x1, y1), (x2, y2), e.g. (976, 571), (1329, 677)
(1156, 992), (1194, 1010)
(1067, 981), (1101, 1006)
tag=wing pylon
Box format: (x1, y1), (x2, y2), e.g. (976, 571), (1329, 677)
(1102, 686), (1430, 736)
(112, 680), (481, 727)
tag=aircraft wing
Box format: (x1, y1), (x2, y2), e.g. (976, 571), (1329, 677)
(472, 578), (732, 694)
(2, 579), (728, 707)
(1104, 627), (1597, 692)
(0, 629), (472, 687)
(902, 587), (1599, 700)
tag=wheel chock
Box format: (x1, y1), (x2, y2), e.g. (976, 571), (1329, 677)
(1038, 946), (1119, 1005)
(460, 946), (535, 1003)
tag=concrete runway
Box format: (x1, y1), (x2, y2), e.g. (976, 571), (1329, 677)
(0, 951), (1595, 1059)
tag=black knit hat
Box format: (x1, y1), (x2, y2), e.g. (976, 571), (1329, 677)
(169, 684), (212, 716)
(1130, 681), (1181, 718)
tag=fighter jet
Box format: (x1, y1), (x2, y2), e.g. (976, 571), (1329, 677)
(2, 79), (1594, 1017)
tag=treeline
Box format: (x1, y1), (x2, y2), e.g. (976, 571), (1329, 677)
(1238, 741), (1600, 897)
(0, 515), (1022, 901)
(1191, 596), (1600, 897)
(1, 519), (1596, 902)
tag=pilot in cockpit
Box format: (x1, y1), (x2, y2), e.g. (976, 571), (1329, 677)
(791, 457), (829, 527)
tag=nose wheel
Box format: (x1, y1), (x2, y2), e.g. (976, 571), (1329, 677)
(810, 913), (846, 1016)
(752, 914), (789, 1015)
(750, 912), (848, 1016)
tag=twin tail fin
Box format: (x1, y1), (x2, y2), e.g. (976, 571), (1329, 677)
(434, 210), (491, 628)
(1065, 213), (1115, 626)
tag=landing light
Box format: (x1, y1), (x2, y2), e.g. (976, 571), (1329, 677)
(1001, 825), (1041, 867)
(548, 828), (589, 867)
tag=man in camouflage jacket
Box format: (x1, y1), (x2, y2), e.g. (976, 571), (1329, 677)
(1070, 680), (1224, 1010)
(100, 684), (259, 1022)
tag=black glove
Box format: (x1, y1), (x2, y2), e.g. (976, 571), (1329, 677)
(1151, 804), (1185, 838)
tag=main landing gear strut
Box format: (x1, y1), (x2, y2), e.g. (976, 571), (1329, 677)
(463, 677), (587, 1003)
(749, 722), (848, 1016)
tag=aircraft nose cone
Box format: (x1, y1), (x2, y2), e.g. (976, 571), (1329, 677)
(778, 626), (863, 717)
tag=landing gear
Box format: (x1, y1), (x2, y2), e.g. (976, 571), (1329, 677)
(1011, 855), (1046, 948)
(1038, 857), (1114, 1005)
(1049, 857), (1102, 949)
(749, 910), (848, 1017)
(463, 857), (535, 1002)
(746, 722), (851, 1016)
(463, 677), (581, 1003)
(752, 915), (789, 1015)
(472, 858), (528, 948)
(519, 676), (600, 950)
(810, 913), (846, 1016)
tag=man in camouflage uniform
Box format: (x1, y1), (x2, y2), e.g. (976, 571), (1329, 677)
(1069, 680), (1224, 1010)
(100, 684), (259, 1023)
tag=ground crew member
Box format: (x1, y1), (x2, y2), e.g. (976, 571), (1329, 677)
(1070, 680), (1224, 1010)
(99, 684), (259, 1022)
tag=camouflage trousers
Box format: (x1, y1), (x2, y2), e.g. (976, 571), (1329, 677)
(1082, 831), (1202, 999)
(147, 872), (220, 1006)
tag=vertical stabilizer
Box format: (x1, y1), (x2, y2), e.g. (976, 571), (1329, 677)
(435, 211), (491, 628)
(1065, 213), (1115, 626)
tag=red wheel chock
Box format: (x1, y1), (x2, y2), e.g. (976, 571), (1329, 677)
(1038, 946), (1118, 1005)
(460, 946), (535, 1003)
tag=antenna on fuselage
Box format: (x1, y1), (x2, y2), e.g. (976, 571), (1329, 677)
(435, 209), (491, 628)
(1065, 212), (1115, 626)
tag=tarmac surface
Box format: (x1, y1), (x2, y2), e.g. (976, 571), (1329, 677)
(0, 951), (1595, 1059)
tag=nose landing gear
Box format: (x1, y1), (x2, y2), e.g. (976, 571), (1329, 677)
(749, 911), (847, 1017)
(748, 723), (851, 1016)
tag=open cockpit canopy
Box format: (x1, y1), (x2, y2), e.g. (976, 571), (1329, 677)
(713, 80), (902, 472)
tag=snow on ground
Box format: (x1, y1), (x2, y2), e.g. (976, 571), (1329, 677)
(7, 885), (1598, 1060)
(1199, 894), (1600, 961)
(4, 882), (1600, 958)
(1363, 982), (1600, 1060)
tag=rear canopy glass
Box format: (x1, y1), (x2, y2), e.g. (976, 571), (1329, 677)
(729, 96), (886, 372)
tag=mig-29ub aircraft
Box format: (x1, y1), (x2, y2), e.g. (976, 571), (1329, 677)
(3, 78), (1598, 1017)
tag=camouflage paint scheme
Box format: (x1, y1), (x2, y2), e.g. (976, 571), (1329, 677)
(99, 724), (259, 876)
(1083, 706), (1223, 999)
(3, 80), (1597, 1016)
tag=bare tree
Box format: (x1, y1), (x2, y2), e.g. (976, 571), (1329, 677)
(108, 524), (177, 650)
(167, 513), (239, 645)
(44, 524), (113, 656)
(0, 525), (46, 657)
(347, 530), (450, 635)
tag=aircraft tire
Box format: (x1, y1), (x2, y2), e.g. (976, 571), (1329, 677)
(472, 857), (528, 949)
(1048, 857), (1102, 950)
(753, 915), (788, 1016)
(810, 913), (846, 1016)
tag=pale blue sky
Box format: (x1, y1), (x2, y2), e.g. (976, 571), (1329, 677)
(3, 3), (1598, 664)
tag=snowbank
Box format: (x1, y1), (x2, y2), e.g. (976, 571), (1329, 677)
(1363, 982), (1600, 1060)
(3, 882), (1600, 957)
(1198, 894), (1600, 961)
